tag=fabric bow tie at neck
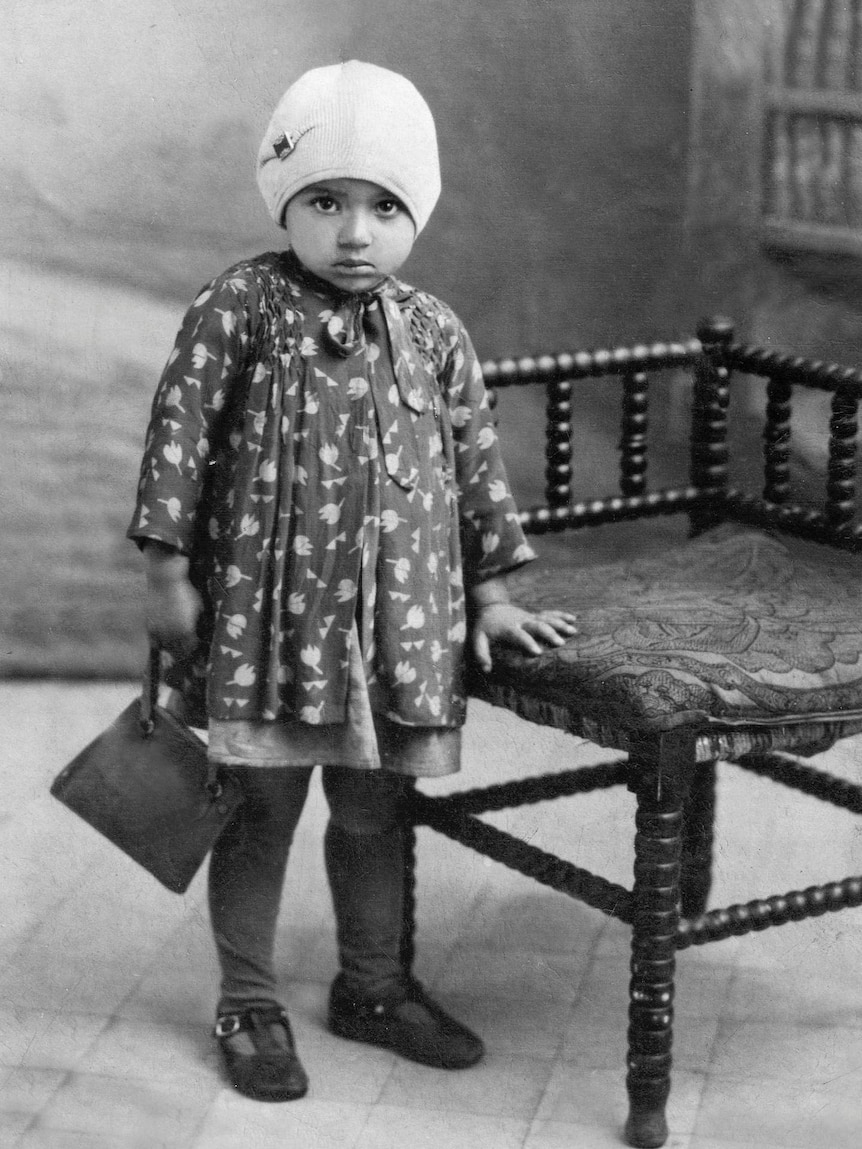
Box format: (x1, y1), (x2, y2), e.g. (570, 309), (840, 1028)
(323, 293), (382, 359)
(304, 282), (428, 419)
(283, 252), (431, 494)
(284, 253), (426, 413)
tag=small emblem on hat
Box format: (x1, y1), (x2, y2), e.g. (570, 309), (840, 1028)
(273, 131), (297, 158)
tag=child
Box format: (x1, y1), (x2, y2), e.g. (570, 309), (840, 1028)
(128, 60), (576, 1102)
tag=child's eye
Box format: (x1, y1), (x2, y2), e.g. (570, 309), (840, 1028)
(310, 195), (339, 213)
(376, 198), (405, 218)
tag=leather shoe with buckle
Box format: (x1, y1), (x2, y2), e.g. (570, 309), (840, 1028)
(327, 974), (484, 1069)
(214, 1003), (308, 1101)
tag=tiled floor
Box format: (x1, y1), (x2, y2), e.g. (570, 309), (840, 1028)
(2, 681), (862, 1148)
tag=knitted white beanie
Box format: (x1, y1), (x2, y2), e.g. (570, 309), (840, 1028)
(257, 61), (441, 235)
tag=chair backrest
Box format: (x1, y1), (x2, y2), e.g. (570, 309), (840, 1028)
(481, 316), (862, 552)
(719, 329), (862, 550)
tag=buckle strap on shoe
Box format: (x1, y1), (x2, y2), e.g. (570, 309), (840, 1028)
(214, 1004), (291, 1043)
(215, 1013), (242, 1039)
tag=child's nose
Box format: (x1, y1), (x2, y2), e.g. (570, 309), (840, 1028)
(339, 210), (372, 247)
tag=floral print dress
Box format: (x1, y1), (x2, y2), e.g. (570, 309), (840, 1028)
(128, 251), (535, 771)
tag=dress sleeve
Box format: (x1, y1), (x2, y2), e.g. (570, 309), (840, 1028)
(127, 271), (254, 554)
(441, 316), (538, 586)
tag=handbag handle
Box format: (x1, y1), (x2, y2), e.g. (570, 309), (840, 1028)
(137, 648), (224, 799)
(139, 645), (161, 737)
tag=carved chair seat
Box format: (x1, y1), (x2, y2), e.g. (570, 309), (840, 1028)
(479, 523), (862, 755)
(401, 318), (862, 1149)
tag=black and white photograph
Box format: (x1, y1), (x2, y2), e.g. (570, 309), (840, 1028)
(3, 2), (862, 1147)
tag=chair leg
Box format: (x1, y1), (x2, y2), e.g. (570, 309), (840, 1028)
(624, 732), (688, 1149)
(400, 822), (418, 975)
(680, 759), (717, 919)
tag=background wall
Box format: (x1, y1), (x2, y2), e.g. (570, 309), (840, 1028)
(688, 0), (862, 359)
(2, 0), (696, 676)
(683, 0), (862, 510)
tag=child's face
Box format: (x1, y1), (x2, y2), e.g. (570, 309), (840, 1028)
(283, 178), (416, 293)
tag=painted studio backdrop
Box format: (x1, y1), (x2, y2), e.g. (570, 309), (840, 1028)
(3, 0), (861, 675)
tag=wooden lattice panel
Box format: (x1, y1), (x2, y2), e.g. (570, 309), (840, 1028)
(763, 0), (862, 254)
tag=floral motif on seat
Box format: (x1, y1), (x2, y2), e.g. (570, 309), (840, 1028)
(476, 526), (862, 733)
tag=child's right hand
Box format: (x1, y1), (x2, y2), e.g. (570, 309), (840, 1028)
(143, 542), (202, 656)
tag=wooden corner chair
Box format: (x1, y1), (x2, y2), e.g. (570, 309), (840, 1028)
(401, 317), (862, 1148)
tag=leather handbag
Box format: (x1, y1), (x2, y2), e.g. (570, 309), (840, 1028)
(50, 647), (243, 893)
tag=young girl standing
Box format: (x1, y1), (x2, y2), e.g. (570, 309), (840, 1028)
(128, 60), (575, 1102)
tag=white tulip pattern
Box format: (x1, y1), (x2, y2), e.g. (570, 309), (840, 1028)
(129, 251), (535, 725)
